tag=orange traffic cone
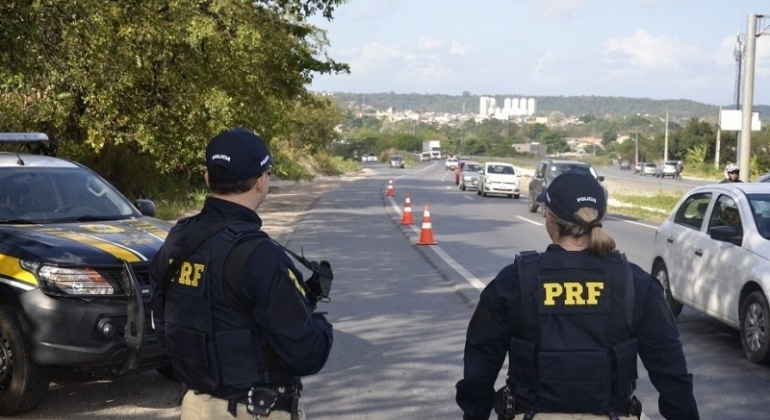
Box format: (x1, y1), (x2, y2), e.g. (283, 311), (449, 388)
(401, 194), (414, 225)
(386, 179), (395, 197)
(417, 205), (437, 245)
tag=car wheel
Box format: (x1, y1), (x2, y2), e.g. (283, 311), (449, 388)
(652, 261), (683, 317)
(514, 194), (520, 199)
(528, 194), (538, 212)
(0, 305), (51, 415)
(740, 291), (770, 364)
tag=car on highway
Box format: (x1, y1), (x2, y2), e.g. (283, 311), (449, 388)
(634, 161), (644, 173)
(651, 183), (770, 363)
(528, 159), (604, 213)
(755, 172), (770, 183)
(655, 160), (678, 178)
(0, 133), (171, 415)
(641, 162), (657, 176)
(478, 162), (520, 198)
(459, 161), (482, 191)
(444, 156), (459, 171)
(453, 158), (473, 184)
(362, 153), (377, 163)
(389, 155), (404, 168)
(420, 152), (431, 162)
(620, 159), (632, 170)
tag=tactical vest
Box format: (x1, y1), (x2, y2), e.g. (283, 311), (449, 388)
(508, 250), (638, 414)
(161, 221), (272, 398)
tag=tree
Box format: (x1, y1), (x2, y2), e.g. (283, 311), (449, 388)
(0, 0), (350, 192)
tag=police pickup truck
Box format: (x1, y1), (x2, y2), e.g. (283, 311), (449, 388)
(0, 133), (172, 415)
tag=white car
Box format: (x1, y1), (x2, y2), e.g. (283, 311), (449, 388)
(477, 162), (520, 198)
(361, 153), (377, 163)
(444, 157), (459, 171)
(651, 183), (770, 363)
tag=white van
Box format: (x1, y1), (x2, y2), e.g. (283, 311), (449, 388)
(477, 162), (520, 198)
(420, 152), (431, 162)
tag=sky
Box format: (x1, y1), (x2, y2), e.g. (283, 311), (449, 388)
(308, 0), (770, 106)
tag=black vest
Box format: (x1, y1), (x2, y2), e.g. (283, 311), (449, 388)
(508, 250), (638, 414)
(161, 221), (270, 398)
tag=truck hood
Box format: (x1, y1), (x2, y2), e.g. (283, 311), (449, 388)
(0, 218), (171, 274)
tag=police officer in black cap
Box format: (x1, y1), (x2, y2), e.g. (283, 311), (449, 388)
(150, 128), (333, 420)
(456, 172), (699, 420)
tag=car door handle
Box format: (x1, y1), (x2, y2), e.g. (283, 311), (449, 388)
(695, 249), (703, 256)
(667, 237), (674, 244)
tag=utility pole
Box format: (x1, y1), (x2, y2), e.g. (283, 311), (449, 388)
(663, 109), (668, 163)
(634, 130), (639, 166)
(739, 14), (767, 182)
(715, 106), (722, 169)
(733, 34), (745, 162)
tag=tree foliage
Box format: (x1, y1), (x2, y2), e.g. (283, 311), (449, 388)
(0, 0), (349, 194)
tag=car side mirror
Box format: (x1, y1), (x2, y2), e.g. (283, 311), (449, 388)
(708, 225), (742, 246)
(134, 199), (156, 217)
(598, 175), (605, 182)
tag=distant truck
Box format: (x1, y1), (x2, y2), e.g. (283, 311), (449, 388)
(422, 140), (442, 160)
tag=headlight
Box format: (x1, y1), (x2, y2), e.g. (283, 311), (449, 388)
(26, 262), (115, 295)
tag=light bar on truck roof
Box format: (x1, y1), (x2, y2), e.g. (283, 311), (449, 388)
(0, 132), (50, 144)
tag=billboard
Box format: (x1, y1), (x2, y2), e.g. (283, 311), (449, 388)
(720, 109), (762, 131)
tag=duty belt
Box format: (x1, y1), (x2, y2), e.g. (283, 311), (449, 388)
(508, 396), (642, 420)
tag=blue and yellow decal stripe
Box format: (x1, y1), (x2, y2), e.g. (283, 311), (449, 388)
(36, 227), (144, 262)
(124, 219), (169, 240)
(0, 254), (37, 286)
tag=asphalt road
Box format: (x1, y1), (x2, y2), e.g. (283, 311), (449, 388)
(17, 161), (768, 420)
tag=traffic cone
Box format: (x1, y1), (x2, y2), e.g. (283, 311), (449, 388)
(400, 194), (414, 225)
(386, 179), (395, 197)
(417, 205), (437, 245)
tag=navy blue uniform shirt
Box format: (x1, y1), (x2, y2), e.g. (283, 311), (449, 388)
(456, 245), (699, 420)
(150, 197), (333, 386)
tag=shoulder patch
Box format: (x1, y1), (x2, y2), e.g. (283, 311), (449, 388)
(285, 268), (306, 297)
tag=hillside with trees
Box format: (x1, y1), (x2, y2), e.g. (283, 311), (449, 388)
(327, 92), (770, 122)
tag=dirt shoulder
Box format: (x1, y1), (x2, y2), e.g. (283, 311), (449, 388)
(176, 170), (375, 242)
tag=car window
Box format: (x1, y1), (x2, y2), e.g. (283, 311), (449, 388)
(0, 167), (135, 221)
(708, 194), (743, 241)
(488, 165), (514, 175)
(673, 192), (711, 230)
(464, 164), (481, 172)
(550, 164), (591, 179)
(749, 193), (770, 239)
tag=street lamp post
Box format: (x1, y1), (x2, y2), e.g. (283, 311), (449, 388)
(634, 131), (639, 165)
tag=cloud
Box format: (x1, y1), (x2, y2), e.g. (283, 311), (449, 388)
(603, 29), (706, 73)
(450, 41), (468, 56)
(531, 52), (562, 85)
(531, 0), (584, 21)
(352, 1), (407, 21)
(336, 39), (473, 90)
(419, 37), (443, 49)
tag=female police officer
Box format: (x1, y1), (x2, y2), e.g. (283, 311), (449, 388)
(150, 128), (333, 420)
(456, 172), (699, 420)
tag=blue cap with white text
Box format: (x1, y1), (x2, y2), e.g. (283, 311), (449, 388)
(536, 172), (606, 225)
(205, 128), (273, 182)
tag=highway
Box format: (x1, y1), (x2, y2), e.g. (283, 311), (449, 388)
(16, 160), (766, 420)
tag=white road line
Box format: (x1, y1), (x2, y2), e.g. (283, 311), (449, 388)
(516, 215), (543, 226)
(387, 195), (486, 291)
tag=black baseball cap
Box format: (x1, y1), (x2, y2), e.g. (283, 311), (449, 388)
(536, 171), (606, 226)
(205, 128), (273, 182)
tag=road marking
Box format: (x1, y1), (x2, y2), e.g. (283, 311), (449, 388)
(388, 195), (486, 291)
(516, 215), (543, 226)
